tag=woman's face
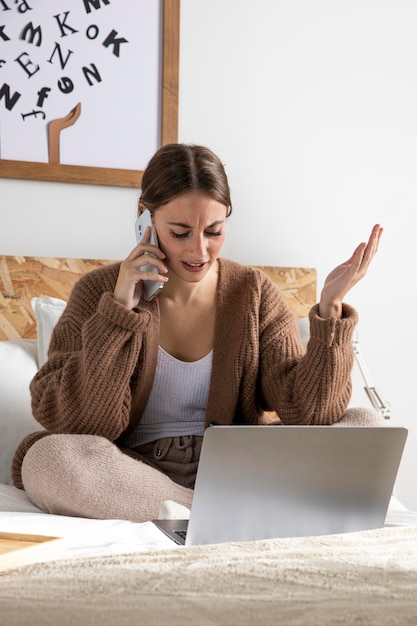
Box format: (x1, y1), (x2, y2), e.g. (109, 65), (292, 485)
(152, 192), (227, 284)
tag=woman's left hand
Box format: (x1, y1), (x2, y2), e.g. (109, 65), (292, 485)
(319, 224), (383, 319)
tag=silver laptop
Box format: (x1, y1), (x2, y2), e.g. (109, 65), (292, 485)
(153, 425), (407, 546)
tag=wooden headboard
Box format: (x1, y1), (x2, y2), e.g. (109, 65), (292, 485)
(0, 256), (316, 341)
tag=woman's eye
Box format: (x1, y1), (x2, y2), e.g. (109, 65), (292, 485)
(170, 230), (222, 239)
(170, 231), (189, 239)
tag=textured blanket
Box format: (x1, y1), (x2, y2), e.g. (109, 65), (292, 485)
(1, 526), (417, 626)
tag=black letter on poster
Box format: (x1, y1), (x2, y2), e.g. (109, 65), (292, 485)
(0, 83), (21, 110)
(37, 87), (51, 106)
(53, 12), (78, 37)
(15, 52), (39, 78)
(86, 24), (99, 40)
(58, 76), (74, 94)
(83, 0), (110, 14)
(20, 22), (42, 46)
(0, 25), (10, 41)
(82, 63), (102, 86)
(102, 29), (128, 57)
(16, 1), (32, 14)
(48, 43), (74, 69)
(21, 109), (45, 120)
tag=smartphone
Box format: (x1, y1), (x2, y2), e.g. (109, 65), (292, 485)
(134, 209), (164, 301)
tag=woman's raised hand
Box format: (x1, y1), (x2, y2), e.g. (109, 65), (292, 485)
(319, 224), (383, 319)
(113, 227), (168, 310)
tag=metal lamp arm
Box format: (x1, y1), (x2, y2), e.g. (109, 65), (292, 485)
(352, 334), (391, 420)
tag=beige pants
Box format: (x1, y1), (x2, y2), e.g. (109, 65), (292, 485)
(22, 435), (196, 523)
(21, 408), (385, 523)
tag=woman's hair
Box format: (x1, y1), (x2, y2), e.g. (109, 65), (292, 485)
(139, 144), (232, 217)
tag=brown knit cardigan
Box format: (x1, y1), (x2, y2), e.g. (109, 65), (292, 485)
(12, 258), (357, 488)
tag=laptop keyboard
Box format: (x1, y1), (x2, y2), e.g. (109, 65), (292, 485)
(174, 530), (187, 541)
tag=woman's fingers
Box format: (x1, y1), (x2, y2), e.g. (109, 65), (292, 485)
(113, 229), (168, 309)
(135, 252), (168, 276)
(319, 224), (383, 318)
(360, 224), (383, 269)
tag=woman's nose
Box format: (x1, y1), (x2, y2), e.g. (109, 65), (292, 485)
(190, 234), (207, 257)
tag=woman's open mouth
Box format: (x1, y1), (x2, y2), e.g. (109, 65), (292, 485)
(182, 261), (208, 272)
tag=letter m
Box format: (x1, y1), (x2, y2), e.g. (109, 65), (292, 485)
(0, 83), (21, 110)
(82, 0), (110, 14)
(20, 22), (42, 47)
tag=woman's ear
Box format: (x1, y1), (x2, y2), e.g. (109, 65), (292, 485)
(138, 201), (146, 215)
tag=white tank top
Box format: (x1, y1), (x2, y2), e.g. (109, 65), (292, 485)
(123, 346), (213, 448)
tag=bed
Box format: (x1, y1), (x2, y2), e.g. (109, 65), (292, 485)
(1, 255), (417, 625)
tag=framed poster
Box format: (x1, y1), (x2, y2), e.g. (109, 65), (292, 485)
(0, 0), (180, 187)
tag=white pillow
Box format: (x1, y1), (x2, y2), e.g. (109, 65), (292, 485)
(31, 296), (67, 367)
(0, 339), (41, 485)
(0, 483), (44, 513)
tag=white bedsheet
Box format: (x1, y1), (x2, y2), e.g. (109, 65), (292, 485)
(0, 483), (176, 557)
(1, 483), (417, 559)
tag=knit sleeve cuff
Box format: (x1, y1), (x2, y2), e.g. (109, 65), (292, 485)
(97, 292), (152, 332)
(308, 303), (358, 347)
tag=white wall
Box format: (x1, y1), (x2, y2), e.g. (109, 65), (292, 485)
(1, 0), (416, 509)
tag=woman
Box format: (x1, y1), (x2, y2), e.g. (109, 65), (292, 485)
(12, 144), (383, 522)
